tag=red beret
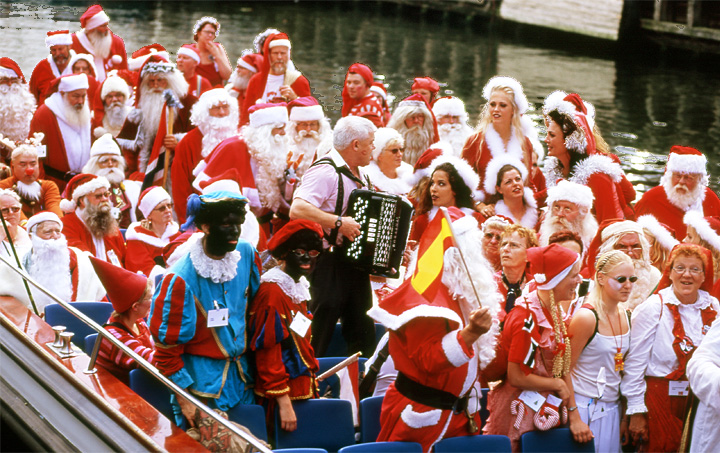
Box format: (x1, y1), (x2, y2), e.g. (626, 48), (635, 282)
(347, 63), (373, 86)
(412, 76), (439, 94)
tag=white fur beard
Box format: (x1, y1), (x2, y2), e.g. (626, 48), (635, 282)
(626, 264), (656, 311)
(229, 71), (250, 90)
(105, 103), (129, 129)
(29, 235), (72, 309)
(88, 30), (112, 59)
(62, 98), (91, 128)
(95, 167), (125, 185)
(289, 138), (320, 177)
(16, 180), (42, 201)
(0, 84), (35, 143)
(199, 116), (238, 158)
(662, 174), (704, 211)
(399, 125), (432, 164)
(247, 133), (288, 211)
(438, 123), (471, 157)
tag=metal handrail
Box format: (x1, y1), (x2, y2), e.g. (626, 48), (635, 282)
(0, 254), (273, 453)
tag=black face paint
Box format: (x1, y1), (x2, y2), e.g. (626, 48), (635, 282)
(283, 239), (320, 282)
(204, 212), (244, 257)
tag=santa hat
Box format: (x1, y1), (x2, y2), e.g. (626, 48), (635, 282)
(432, 96), (467, 120)
(657, 243), (714, 292)
(199, 168), (242, 195)
(482, 76), (529, 115)
(684, 211), (720, 252)
(138, 186), (171, 219)
(26, 211), (62, 235)
(45, 30), (72, 48)
(267, 219), (324, 254)
(100, 74), (130, 100)
(237, 51), (262, 73)
(665, 145), (707, 176)
(0, 57), (25, 83)
(249, 102), (288, 128)
(397, 93), (431, 112)
(80, 5), (110, 30)
(370, 82), (387, 102)
(546, 180), (594, 210)
(193, 16), (220, 38)
(69, 53), (97, 78)
(288, 96), (324, 122)
(637, 214), (679, 253)
(585, 219), (644, 274)
(59, 173), (110, 212)
(372, 128), (404, 161)
(483, 154), (529, 196)
(90, 133), (122, 158)
(128, 44), (169, 72)
(53, 73), (89, 93)
(527, 243), (580, 290)
(177, 44), (200, 64)
(89, 256), (148, 313)
(427, 155), (480, 197)
(410, 144), (451, 186)
(412, 76), (439, 94)
(542, 90), (597, 155)
(140, 55), (174, 79)
(347, 63), (373, 86)
(483, 215), (514, 231)
(267, 32), (291, 50)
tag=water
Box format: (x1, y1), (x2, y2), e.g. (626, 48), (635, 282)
(4, 0), (720, 194)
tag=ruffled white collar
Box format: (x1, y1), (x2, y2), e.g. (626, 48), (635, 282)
(189, 237), (240, 284)
(659, 286), (714, 310)
(260, 267), (311, 304)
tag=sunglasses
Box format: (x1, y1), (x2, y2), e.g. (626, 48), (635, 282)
(613, 276), (638, 284)
(154, 203), (174, 212)
(387, 147), (404, 154)
(1, 206), (21, 214)
(292, 249), (320, 258)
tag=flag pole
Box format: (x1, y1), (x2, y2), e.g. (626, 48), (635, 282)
(316, 352), (362, 382)
(440, 207), (483, 308)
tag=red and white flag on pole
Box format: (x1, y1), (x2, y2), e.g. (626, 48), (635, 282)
(337, 359), (360, 427)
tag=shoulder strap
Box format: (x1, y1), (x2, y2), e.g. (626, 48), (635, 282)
(581, 303), (600, 350)
(310, 157), (346, 244)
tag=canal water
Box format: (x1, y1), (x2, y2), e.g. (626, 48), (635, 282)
(4, 0), (720, 194)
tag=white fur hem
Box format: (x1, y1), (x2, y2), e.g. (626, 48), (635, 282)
(367, 304), (462, 332)
(400, 404), (442, 429)
(442, 330), (470, 367)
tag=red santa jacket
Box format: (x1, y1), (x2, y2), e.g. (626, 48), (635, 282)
(0, 176), (63, 219)
(29, 57), (72, 105)
(241, 73), (311, 125)
(193, 136), (258, 208)
(343, 93), (385, 128)
(29, 104), (76, 192)
(634, 185), (720, 240)
(61, 211), (126, 266)
(125, 222), (180, 276)
(171, 127), (205, 223)
(185, 73), (213, 99)
(70, 32), (128, 81)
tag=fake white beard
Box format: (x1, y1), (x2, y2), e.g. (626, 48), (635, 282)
(29, 235), (72, 309)
(438, 123), (472, 156)
(397, 123), (432, 164)
(662, 174), (705, 211)
(198, 115), (239, 158)
(104, 102), (129, 130)
(245, 127), (288, 211)
(62, 97), (91, 128)
(139, 89), (165, 140)
(0, 82), (35, 143)
(15, 180), (42, 201)
(94, 166), (125, 185)
(88, 29), (112, 59)
(539, 211), (597, 248)
(229, 71), (251, 90)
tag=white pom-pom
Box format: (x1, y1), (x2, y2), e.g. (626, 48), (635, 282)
(534, 273), (547, 284)
(59, 199), (76, 213)
(111, 55), (123, 65)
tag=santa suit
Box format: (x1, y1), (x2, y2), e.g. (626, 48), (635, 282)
(29, 96), (91, 192)
(29, 56), (73, 105)
(634, 186), (720, 241)
(70, 31), (128, 82)
(170, 128), (205, 223)
(343, 93), (385, 128)
(0, 176), (63, 219)
(125, 221), (180, 277)
(61, 210), (126, 266)
(193, 43), (227, 88)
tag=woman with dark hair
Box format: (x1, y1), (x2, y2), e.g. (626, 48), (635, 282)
(483, 155), (538, 229)
(249, 219), (323, 432)
(542, 91), (635, 223)
(190, 16), (232, 86)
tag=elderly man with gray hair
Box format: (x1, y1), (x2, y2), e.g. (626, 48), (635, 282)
(290, 115), (377, 358)
(538, 180), (599, 251)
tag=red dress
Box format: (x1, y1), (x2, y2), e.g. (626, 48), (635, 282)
(125, 222), (180, 276)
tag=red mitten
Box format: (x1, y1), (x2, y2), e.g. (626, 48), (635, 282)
(533, 394), (562, 431)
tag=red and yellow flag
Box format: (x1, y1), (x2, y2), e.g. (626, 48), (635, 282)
(411, 209), (456, 302)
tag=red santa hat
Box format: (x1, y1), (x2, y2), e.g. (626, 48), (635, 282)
(267, 32), (291, 50)
(372, 127), (404, 161)
(199, 168), (242, 195)
(665, 145), (707, 176)
(657, 243), (714, 292)
(52, 73), (89, 93)
(193, 16), (221, 38)
(267, 219), (324, 254)
(410, 144), (451, 186)
(370, 82), (387, 102)
(89, 256), (149, 313)
(237, 51), (262, 73)
(80, 5), (110, 31)
(138, 186), (171, 219)
(90, 133), (122, 158)
(542, 90), (597, 155)
(482, 76), (529, 115)
(412, 76), (440, 94)
(0, 57), (25, 83)
(288, 96), (323, 122)
(432, 96), (467, 119)
(397, 92), (431, 111)
(684, 211), (720, 252)
(45, 29), (73, 48)
(59, 173), (110, 213)
(100, 73), (130, 100)
(248, 102), (288, 128)
(483, 154), (529, 196)
(128, 44), (169, 72)
(546, 180), (595, 210)
(636, 214), (679, 253)
(26, 211), (62, 235)
(527, 243), (580, 290)
(177, 44), (200, 64)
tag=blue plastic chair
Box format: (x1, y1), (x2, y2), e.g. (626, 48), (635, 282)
(129, 368), (173, 420)
(226, 403), (268, 442)
(84, 333), (98, 355)
(434, 434), (512, 452)
(359, 395), (384, 443)
(317, 357), (344, 398)
(521, 428), (595, 452)
(338, 442), (422, 452)
(45, 302), (114, 348)
(274, 399), (355, 452)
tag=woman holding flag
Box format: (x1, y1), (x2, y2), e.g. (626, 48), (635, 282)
(368, 206), (502, 451)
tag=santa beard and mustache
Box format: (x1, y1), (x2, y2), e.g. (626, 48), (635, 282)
(0, 82), (35, 143)
(28, 234), (72, 311)
(228, 71), (251, 91)
(662, 174), (705, 211)
(538, 211), (597, 248)
(438, 122), (472, 156)
(397, 123), (432, 165)
(87, 28), (112, 59)
(93, 167), (125, 185)
(80, 200), (118, 238)
(245, 126), (288, 212)
(62, 96), (91, 128)
(104, 101), (129, 130)
(198, 114), (239, 158)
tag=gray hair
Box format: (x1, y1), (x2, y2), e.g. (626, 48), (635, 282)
(333, 116), (377, 151)
(0, 188), (21, 203)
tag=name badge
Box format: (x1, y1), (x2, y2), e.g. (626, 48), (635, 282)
(36, 145), (47, 158)
(289, 312), (311, 337)
(208, 307), (229, 328)
(519, 390), (546, 413)
(107, 249), (121, 267)
(669, 380), (689, 396)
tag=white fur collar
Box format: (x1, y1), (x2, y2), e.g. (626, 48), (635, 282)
(260, 267), (311, 304)
(659, 286), (714, 310)
(363, 161), (413, 196)
(189, 236), (240, 283)
(544, 154), (623, 187)
(494, 188), (538, 229)
(484, 124), (523, 161)
(126, 221), (179, 248)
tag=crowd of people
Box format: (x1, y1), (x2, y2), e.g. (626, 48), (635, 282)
(1, 4), (719, 452)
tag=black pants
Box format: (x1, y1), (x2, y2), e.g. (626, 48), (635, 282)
(309, 249), (376, 358)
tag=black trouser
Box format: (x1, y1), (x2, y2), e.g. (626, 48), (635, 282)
(309, 249), (375, 358)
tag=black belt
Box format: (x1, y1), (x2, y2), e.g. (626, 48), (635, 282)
(43, 165), (77, 182)
(395, 372), (469, 414)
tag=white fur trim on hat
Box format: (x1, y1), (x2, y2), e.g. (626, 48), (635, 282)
(101, 75), (130, 100)
(289, 104), (323, 123)
(177, 46), (200, 63)
(201, 179), (240, 195)
(428, 155), (480, 196)
(369, 85), (387, 101)
(542, 90), (596, 131)
(128, 50), (170, 72)
(397, 99), (427, 110)
(84, 10), (110, 30)
(372, 127), (404, 161)
(69, 54), (97, 77)
(666, 152), (707, 176)
(536, 254), (580, 290)
(483, 154), (528, 196)
(90, 133), (121, 157)
(26, 212), (62, 235)
(601, 220), (644, 242)
(433, 97), (467, 118)
(249, 105), (288, 128)
(138, 186), (171, 218)
(684, 210), (720, 252)
(637, 215), (679, 252)
(268, 38), (291, 49)
(0, 67), (18, 79)
(237, 55), (258, 73)
(45, 32), (72, 48)
(59, 73), (89, 92)
(546, 180), (594, 210)
(482, 76), (529, 115)
(60, 175), (111, 212)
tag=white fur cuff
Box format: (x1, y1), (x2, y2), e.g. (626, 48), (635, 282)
(442, 330), (470, 367)
(400, 404), (442, 429)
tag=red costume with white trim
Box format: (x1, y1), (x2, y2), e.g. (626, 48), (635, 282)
(29, 56), (73, 105)
(345, 93), (385, 128)
(193, 136), (258, 209)
(125, 222), (180, 276)
(61, 211), (126, 266)
(0, 176), (63, 219)
(635, 186), (720, 241)
(170, 127), (205, 223)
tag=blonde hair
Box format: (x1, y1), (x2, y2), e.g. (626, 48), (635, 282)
(588, 250), (633, 320)
(643, 229), (671, 273)
(475, 85), (530, 163)
(502, 224), (538, 248)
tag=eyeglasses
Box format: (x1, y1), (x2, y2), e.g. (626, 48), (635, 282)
(613, 276), (638, 284)
(92, 191), (112, 201)
(484, 232), (502, 242)
(154, 203), (174, 212)
(387, 147), (404, 154)
(614, 244), (643, 253)
(672, 266), (704, 276)
(291, 249), (320, 258)
(1, 206), (21, 215)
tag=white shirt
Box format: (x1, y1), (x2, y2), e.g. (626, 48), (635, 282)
(687, 318), (720, 453)
(261, 74), (284, 103)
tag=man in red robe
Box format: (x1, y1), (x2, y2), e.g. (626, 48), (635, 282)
(240, 32), (311, 125)
(341, 63), (385, 128)
(635, 146), (720, 241)
(29, 30), (74, 105)
(0, 58), (36, 151)
(92, 73), (132, 139)
(70, 5), (128, 82)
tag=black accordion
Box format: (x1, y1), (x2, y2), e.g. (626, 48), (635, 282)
(340, 189), (414, 278)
